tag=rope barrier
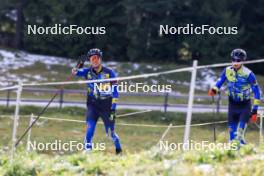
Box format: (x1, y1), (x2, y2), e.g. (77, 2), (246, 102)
(32, 116), (229, 128)
(0, 85), (18, 91)
(117, 109), (152, 117)
(2, 113), (264, 128)
(2, 111), (264, 129)
(0, 114), (228, 128)
(0, 110), (152, 119)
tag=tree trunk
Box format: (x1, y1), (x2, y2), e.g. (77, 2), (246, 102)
(14, 0), (26, 49)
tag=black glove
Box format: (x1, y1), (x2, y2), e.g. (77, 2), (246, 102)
(109, 110), (116, 121)
(75, 55), (87, 69)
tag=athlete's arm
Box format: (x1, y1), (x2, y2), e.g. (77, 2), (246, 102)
(75, 68), (89, 78)
(110, 70), (118, 110)
(209, 68), (226, 96)
(214, 68), (227, 90)
(248, 72), (261, 111)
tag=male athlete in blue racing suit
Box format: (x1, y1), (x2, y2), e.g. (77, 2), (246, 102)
(209, 49), (261, 144)
(72, 48), (122, 154)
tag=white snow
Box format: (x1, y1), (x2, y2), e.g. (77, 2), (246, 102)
(196, 69), (217, 90)
(151, 79), (158, 84)
(200, 69), (217, 87)
(0, 50), (72, 72)
(146, 65), (152, 69)
(32, 75), (47, 81)
(133, 63), (140, 70)
(0, 49), (72, 86)
(0, 49), (218, 91)
(105, 61), (118, 66)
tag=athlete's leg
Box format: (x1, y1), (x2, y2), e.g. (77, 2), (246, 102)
(228, 103), (239, 141)
(101, 111), (122, 152)
(237, 102), (251, 144)
(110, 123), (122, 152)
(99, 100), (122, 153)
(84, 105), (99, 150)
(96, 98), (122, 154)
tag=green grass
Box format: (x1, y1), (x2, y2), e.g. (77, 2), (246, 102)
(0, 142), (263, 175)
(0, 106), (263, 175)
(0, 106), (261, 154)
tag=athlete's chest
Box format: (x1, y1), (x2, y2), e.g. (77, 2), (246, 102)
(226, 70), (250, 90)
(87, 71), (110, 80)
(226, 69), (248, 83)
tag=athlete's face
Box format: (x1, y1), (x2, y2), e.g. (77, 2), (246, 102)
(232, 58), (242, 70)
(89, 55), (101, 68)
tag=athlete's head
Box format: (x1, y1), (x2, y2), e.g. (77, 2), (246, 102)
(87, 48), (103, 68)
(231, 48), (247, 69)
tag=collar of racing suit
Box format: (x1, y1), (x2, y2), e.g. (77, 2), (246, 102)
(232, 65), (242, 72)
(91, 65), (103, 75)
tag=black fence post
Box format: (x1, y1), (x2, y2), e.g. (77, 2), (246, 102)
(59, 89), (64, 109)
(216, 92), (221, 118)
(164, 92), (169, 117)
(6, 89), (11, 108)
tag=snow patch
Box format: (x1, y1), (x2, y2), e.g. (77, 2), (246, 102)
(196, 69), (217, 90)
(133, 63), (140, 70)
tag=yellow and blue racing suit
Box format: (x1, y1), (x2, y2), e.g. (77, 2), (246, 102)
(213, 65), (261, 144)
(75, 65), (121, 151)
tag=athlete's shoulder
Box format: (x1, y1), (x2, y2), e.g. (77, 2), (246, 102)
(221, 66), (231, 75)
(225, 66), (233, 70)
(241, 65), (252, 75)
(102, 66), (116, 74)
(78, 67), (89, 73)
(85, 66), (92, 72)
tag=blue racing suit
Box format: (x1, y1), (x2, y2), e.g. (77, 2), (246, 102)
(213, 65), (261, 144)
(75, 65), (121, 151)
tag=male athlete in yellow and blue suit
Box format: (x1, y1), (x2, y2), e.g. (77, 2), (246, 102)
(209, 49), (261, 144)
(72, 48), (122, 154)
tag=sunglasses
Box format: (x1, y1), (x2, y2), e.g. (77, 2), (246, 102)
(232, 58), (242, 62)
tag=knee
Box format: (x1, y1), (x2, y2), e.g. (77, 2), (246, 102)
(111, 132), (119, 141)
(86, 122), (96, 135)
(229, 125), (236, 132)
(228, 127), (233, 135)
(239, 121), (247, 129)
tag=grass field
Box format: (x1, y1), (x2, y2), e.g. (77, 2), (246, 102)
(0, 106), (261, 153)
(0, 106), (263, 175)
(1, 143), (264, 175)
(1, 44), (264, 176)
